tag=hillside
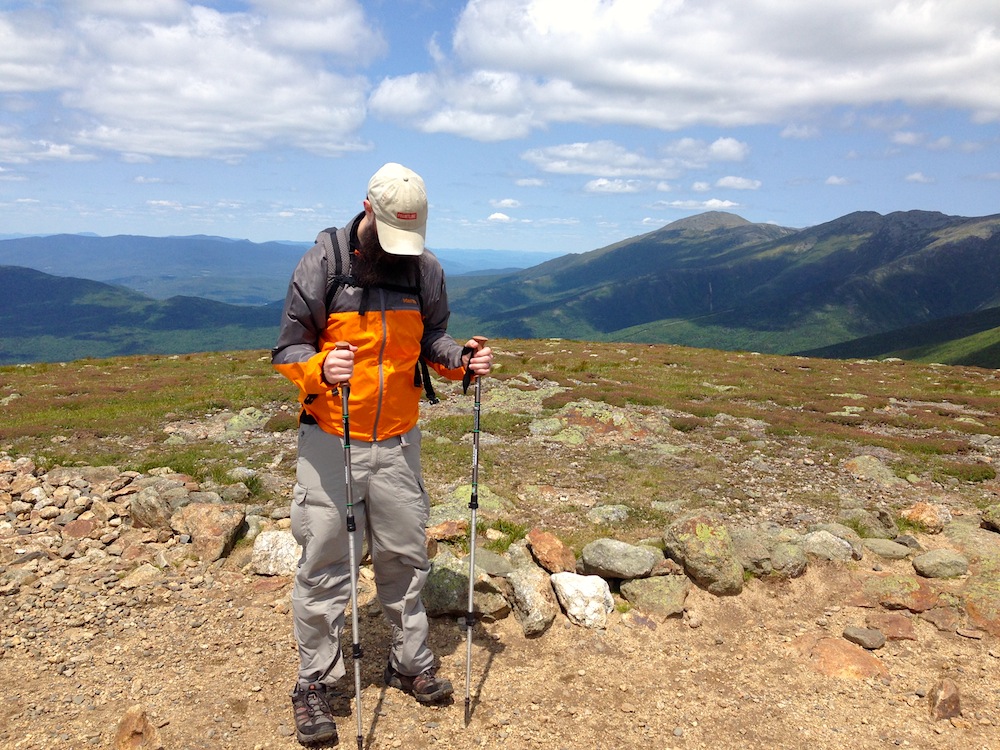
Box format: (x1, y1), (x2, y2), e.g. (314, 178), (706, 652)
(1, 343), (999, 749)
(0, 266), (280, 364)
(799, 306), (1000, 368)
(450, 210), (1000, 356)
(5, 210), (1000, 367)
(0, 234), (561, 305)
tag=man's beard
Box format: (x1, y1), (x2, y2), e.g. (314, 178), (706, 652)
(353, 228), (418, 287)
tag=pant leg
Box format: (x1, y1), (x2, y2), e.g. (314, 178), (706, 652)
(291, 422), (368, 687)
(366, 425), (435, 676)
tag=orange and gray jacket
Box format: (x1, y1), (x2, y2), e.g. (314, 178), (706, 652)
(272, 214), (467, 441)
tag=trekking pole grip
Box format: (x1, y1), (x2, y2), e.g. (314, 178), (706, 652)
(462, 336), (489, 394)
(333, 340), (351, 394)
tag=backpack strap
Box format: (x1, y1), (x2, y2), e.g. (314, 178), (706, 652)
(323, 226), (356, 312)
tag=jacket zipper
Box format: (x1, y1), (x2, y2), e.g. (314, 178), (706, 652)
(372, 288), (388, 441)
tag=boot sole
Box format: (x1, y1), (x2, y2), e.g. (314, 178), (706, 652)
(295, 726), (338, 745)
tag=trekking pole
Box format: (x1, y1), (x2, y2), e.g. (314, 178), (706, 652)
(335, 341), (365, 750)
(463, 336), (488, 727)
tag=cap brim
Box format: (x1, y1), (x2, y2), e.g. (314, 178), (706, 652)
(376, 219), (425, 256)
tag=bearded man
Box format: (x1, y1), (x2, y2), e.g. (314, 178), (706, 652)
(272, 163), (493, 745)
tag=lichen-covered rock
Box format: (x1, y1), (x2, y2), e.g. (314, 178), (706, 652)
(663, 512), (743, 596)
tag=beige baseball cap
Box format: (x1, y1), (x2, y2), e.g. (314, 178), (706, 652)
(367, 162), (427, 256)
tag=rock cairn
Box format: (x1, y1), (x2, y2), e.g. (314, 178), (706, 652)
(4, 452), (999, 655)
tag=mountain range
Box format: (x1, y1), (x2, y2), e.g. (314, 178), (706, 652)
(448, 209), (1000, 366)
(2, 209), (999, 367)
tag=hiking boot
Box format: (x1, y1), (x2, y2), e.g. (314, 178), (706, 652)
(291, 683), (338, 745)
(384, 661), (454, 704)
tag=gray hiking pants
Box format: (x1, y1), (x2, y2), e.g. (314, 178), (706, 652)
(291, 422), (433, 687)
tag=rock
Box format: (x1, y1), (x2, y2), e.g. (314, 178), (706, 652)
(900, 502), (952, 534)
(730, 525), (774, 577)
(862, 538), (913, 560)
(504, 563), (558, 637)
(770, 542), (808, 579)
(928, 678), (961, 721)
(919, 607), (962, 633)
(423, 551), (509, 621)
(114, 704), (163, 750)
(427, 519), (468, 541)
(859, 574), (939, 613)
(801, 530), (854, 562)
(982, 504), (1000, 532)
(865, 612), (916, 641)
(463, 547), (513, 577)
(251, 530), (301, 576)
(170, 503), (246, 562)
(962, 571), (1000, 636)
(120, 563), (164, 590)
(842, 626), (886, 650)
(912, 548), (968, 579)
(526, 528), (577, 573)
(587, 504), (629, 525)
(843, 455), (904, 486)
(550, 572), (614, 629)
(129, 479), (193, 529)
(580, 538), (660, 579)
(620, 576), (690, 620)
(791, 635), (890, 680)
(663, 512), (744, 596)
(809, 523), (863, 560)
(837, 507), (898, 539)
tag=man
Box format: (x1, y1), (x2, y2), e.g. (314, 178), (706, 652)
(272, 162), (493, 745)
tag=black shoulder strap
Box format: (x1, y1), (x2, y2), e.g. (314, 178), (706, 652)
(323, 227), (355, 312)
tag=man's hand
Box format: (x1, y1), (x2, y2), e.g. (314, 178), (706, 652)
(463, 339), (493, 376)
(323, 343), (356, 386)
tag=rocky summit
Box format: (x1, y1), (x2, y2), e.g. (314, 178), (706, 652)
(1, 345), (1000, 749)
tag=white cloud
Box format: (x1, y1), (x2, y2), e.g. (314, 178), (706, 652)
(522, 140), (676, 178)
(491, 198), (521, 208)
(398, 0), (1000, 139)
(653, 198), (741, 210)
(133, 176), (163, 184)
(516, 177), (545, 187)
(905, 172), (935, 184)
(692, 181), (711, 193)
(147, 199), (183, 209)
(488, 212), (512, 222)
(584, 178), (642, 193)
(781, 124), (820, 139)
(826, 175), (849, 185)
(891, 131), (923, 146)
(0, 2), (377, 160)
(716, 176), (761, 190)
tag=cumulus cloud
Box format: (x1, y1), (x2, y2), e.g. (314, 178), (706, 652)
(387, 0), (1000, 139)
(716, 176), (761, 190)
(585, 178), (642, 193)
(3, 0), (999, 166)
(781, 124), (820, 139)
(0, 2), (377, 160)
(905, 172), (935, 184)
(488, 212), (512, 222)
(491, 198), (521, 208)
(653, 198), (741, 210)
(826, 175), (849, 185)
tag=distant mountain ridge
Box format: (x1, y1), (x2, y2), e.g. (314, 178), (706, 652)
(0, 234), (562, 305)
(3, 209), (999, 368)
(0, 266), (279, 364)
(448, 209), (1000, 365)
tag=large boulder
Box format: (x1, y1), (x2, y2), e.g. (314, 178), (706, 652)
(663, 512), (744, 596)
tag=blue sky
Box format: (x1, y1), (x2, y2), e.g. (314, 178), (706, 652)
(1, 0), (998, 255)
